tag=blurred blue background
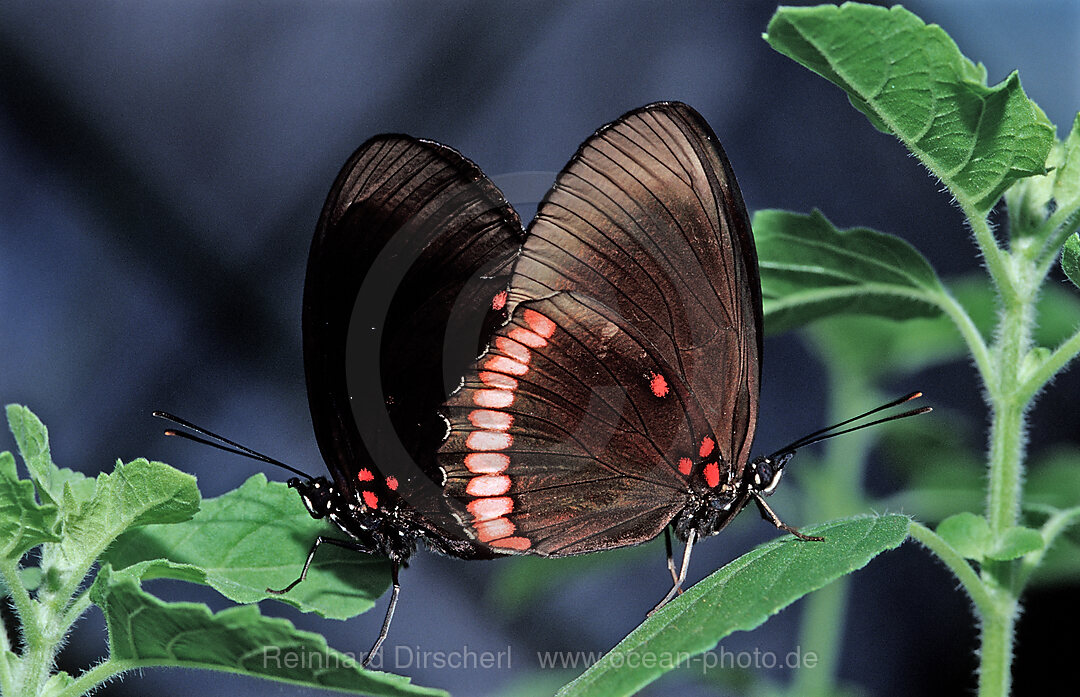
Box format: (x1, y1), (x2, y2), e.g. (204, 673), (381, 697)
(1, 1), (1078, 696)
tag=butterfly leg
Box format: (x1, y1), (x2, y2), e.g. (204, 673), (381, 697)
(363, 561), (401, 667)
(649, 528), (697, 616)
(663, 527), (686, 594)
(752, 494), (824, 541)
(266, 535), (368, 595)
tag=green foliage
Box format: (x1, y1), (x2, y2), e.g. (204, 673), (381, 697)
(1063, 233), (1080, 289)
(765, 3), (1054, 214)
(755, 209), (943, 333)
(103, 474), (390, 619)
(0, 406), (439, 697)
(555, 516), (910, 697)
(2, 4), (1079, 697)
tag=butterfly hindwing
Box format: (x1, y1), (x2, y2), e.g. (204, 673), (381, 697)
(438, 292), (732, 556)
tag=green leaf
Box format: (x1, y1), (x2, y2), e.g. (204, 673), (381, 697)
(6, 404), (60, 506)
(986, 526), (1043, 561)
(765, 4), (1054, 213)
(90, 565), (446, 697)
(935, 512), (990, 560)
(555, 514), (909, 697)
(1054, 113), (1080, 208)
(0, 450), (60, 560)
(755, 209), (943, 333)
(1062, 233), (1080, 289)
(1026, 447), (1080, 511)
(103, 474), (389, 620)
(60, 458), (199, 565)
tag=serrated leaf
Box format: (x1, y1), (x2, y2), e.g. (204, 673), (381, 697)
(6, 404), (61, 507)
(1062, 234), (1080, 289)
(0, 450), (60, 560)
(555, 514), (910, 697)
(986, 526), (1043, 561)
(62, 459), (199, 563)
(936, 512), (991, 560)
(103, 474), (389, 620)
(90, 565), (445, 697)
(765, 4), (1054, 213)
(755, 209), (943, 333)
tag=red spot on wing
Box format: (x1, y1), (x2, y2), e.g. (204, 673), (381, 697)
(466, 474), (512, 496)
(491, 290), (508, 311)
(468, 409), (513, 431)
(704, 462), (720, 488)
(468, 496), (513, 521)
(508, 326), (547, 348)
(362, 490), (379, 509)
(699, 436), (715, 458)
(479, 371), (518, 390)
(385, 476), (398, 491)
(490, 536), (531, 551)
(495, 336), (531, 363)
(464, 452), (510, 474)
(475, 517), (516, 542)
(649, 372), (669, 398)
(678, 457), (693, 476)
(484, 355), (529, 376)
(466, 431), (513, 451)
(474, 389), (514, 408)
(523, 309), (556, 338)
(358, 468), (374, 482)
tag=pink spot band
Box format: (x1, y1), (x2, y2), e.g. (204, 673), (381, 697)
(466, 474), (512, 496)
(464, 452), (510, 474)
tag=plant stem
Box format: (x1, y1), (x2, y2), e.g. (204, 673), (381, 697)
(977, 594), (1018, 697)
(963, 203), (1015, 298)
(1017, 325), (1080, 403)
(908, 522), (994, 615)
(55, 659), (126, 697)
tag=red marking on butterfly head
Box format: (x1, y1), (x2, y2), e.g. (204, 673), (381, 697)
(649, 372), (669, 398)
(358, 468), (375, 482)
(491, 290), (508, 311)
(699, 436), (715, 458)
(362, 490), (379, 509)
(678, 457), (693, 476)
(704, 462), (720, 488)
(385, 476), (399, 491)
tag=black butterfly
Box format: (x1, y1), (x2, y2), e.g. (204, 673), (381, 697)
(158, 102), (926, 665)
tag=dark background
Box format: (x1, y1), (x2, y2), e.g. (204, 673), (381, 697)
(1, 1), (1078, 696)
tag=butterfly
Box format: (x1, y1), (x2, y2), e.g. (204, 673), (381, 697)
(158, 101), (926, 665)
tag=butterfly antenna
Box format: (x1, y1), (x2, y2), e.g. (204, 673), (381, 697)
(768, 392), (931, 460)
(152, 411), (317, 480)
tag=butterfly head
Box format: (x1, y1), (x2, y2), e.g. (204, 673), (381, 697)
(746, 451), (794, 497)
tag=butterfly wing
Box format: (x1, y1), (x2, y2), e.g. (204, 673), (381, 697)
(304, 134), (525, 554)
(438, 292), (730, 556)
(509, 102), (762, 479)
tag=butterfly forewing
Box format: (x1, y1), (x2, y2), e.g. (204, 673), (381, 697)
(438, 292), (729, 556)
(304, 134), (525, 550)
(508, 102), (762, 477)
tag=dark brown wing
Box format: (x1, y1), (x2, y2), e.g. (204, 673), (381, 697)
(438, 293), (732, 556)
(303, 134), (525, 554)
(508, 102), (762, 478)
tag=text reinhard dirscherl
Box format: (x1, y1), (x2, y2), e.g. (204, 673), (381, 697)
(261, 645), (818, 673)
